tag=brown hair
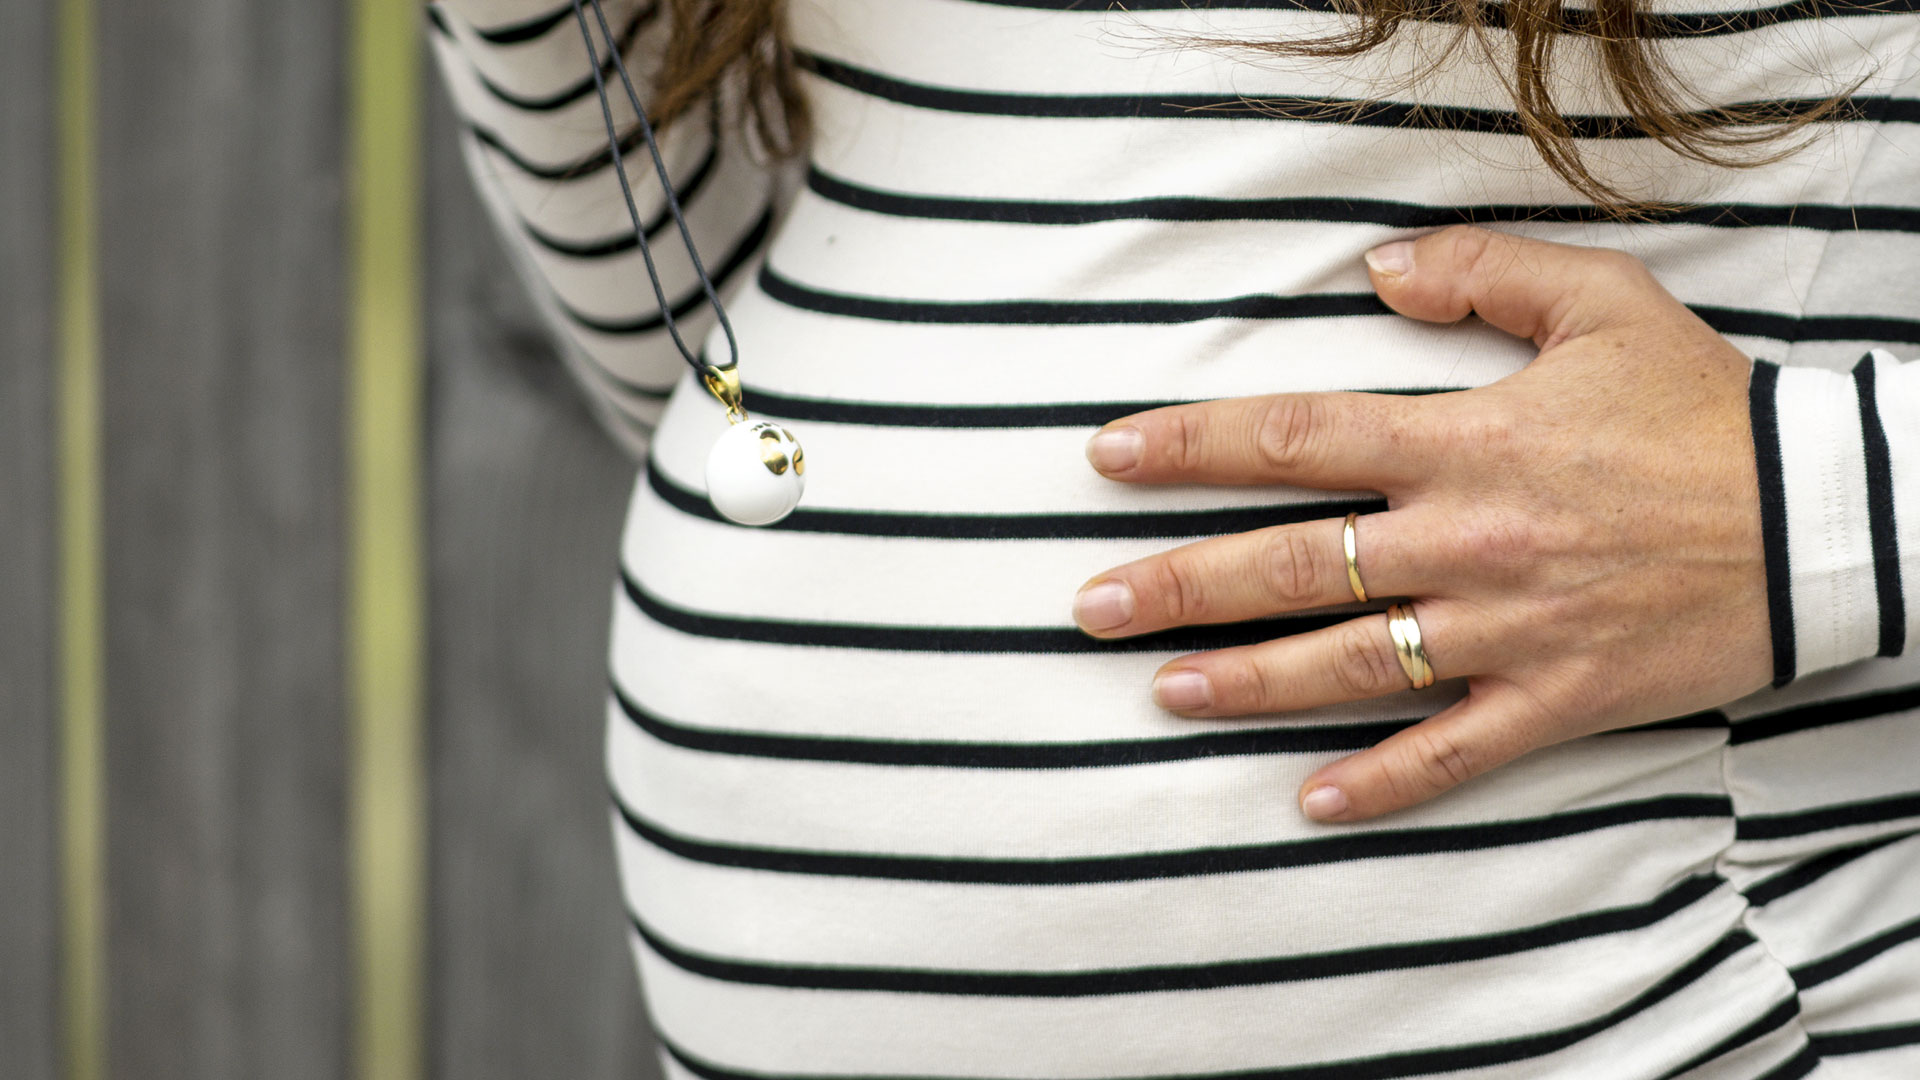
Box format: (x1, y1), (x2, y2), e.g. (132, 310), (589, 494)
(646, 0), (1868, 220)
(649, 0), (809, 163)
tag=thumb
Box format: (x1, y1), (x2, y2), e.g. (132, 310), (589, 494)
(1363, 224), (1673, 353)
(1296, 680), (1544, 822)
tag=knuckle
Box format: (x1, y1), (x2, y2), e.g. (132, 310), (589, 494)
(1263, 528), (1323, 606)
(1205, 653), (1282, 711)
(1440, 397), (1523, 453)
(1375, 755), (1429, 807)
(1333, 622), (1401, 697)
(1406, 727), (1478, 792)
(1455, 511), (1538, 570)
(1442, 223), (1502, 273)
(1219, 657), (1286, 712)
(1168, 410), (1208, 473)
(1146, 553), (1212, 624)
(1255, 396), (1321, 473)
(1597, 247), (1649, 282)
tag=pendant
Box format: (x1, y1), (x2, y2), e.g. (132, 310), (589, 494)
(701, 364), (806, 527)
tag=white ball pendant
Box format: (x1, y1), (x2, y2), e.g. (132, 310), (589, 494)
(705, 420), (806, 526)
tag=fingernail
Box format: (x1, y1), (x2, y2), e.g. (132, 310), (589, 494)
(1302, 785), (1349, 820)
(1364, 240), (1413, 277)
(1073, 581), (1134, 631)
(1086, 427), (1143, 473)
(1151, 670), (1212, 711)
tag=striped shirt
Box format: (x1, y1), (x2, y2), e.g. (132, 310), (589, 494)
(429, 1), (1920, 1076)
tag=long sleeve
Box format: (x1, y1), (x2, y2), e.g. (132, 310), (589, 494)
(1749, 348), (1920, 685)
(426, 0), (798, 458)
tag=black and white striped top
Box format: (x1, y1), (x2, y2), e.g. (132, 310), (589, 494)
(430, 1), (1920, 1076)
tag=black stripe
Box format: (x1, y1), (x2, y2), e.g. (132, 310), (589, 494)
(1750, 359), (1797, 686)
(468, 0), (572, 44)
(611, 788), (1732, 883)
(797, 50), (1877, 134)
(955, 0), (1920, 37)
(611, 677), (1721, 767)
(462, 92), (722, 183)
(462, 2), (656, 112)
(742, 380), (1458, 428)
(467, 121), (636, 181)
(1791, 914), (1920, 991)
(645, 455), (1389, 539)
(621, 562), (1356, 652)
(1855, 353), (1908, 657)
(757, 264), (1920, 342)
(469, 112), (704, 187)
(808, 165), (1920, 234)
(1696, 310), (1920, 345)
(625, 872), (1725, 995)
(1637, 710), (1739, 733)
(1742, 831), (1915, 907)
(1653, 996), (1805, 1080)
(1753, 1045), (1824, 1080)
(760, 263), (1393, 324)
(649, 931), (1760, 1080)
(558, 205), (773, 335)
(612, 677), (1423, 764)
(521, 135), (721, 258)
(1812, 1021), (1920, 1057)
(1730, 682), (1920, 744)
(1736, 790), (1920, 840)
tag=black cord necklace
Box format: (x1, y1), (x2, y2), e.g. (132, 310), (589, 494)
(570, 0), (806, 526)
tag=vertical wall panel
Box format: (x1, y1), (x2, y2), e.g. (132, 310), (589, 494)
(422, 83), (660, 1080)
(346, 2), (425, 1079)
(0, 0), (62, 1073)
(95, 1), (351, 1076)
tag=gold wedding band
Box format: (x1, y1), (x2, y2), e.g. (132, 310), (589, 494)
(1343, 511), (1368, 603)
(1386, 602), (1435, 689)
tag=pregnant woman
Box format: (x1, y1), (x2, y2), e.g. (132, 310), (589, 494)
(427, 0), (1920, 1075)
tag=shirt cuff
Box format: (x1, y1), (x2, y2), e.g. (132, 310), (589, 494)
(1749, 349), (1916, 686)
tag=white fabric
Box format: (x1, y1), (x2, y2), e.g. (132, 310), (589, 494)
(428, 1), (1920, 1075)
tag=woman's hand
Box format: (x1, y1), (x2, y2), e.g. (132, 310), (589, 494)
(1073, 224), (1774, 823)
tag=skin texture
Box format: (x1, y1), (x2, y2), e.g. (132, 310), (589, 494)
(1072, 224), (1775, 824)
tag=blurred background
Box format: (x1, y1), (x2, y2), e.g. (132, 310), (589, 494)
(4, 1), (664, 1077)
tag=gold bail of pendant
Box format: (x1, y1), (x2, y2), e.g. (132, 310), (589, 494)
(702, 363), (747, 424)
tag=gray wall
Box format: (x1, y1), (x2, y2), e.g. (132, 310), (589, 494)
(2, 0), (62, 1071)
(1, 5), (657, 1077)
(425, 69), (656, 1080)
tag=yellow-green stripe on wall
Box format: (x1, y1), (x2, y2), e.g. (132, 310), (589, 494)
(347, 5), (425, 1080)
(58, 0), (104, 1073)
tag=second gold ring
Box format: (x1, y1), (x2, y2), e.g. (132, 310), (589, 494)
(1386, 601), (1435, 689)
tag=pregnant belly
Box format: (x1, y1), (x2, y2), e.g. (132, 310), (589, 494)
(598, 282), (1901, 1077)
(605, 455), (1788, 1073)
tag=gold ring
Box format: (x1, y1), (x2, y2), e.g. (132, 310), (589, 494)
(1386, 602), (1435, 689)
(1343, 511), (1368, 603)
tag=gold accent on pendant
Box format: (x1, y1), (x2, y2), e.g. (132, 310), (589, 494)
(757, 429), (791, 475)
(791, 442), (805, 476)
(702, 363), (746, 424)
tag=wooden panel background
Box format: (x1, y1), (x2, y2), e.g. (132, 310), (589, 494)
(422, 77), (656, 1080)
(95, 0), (351, 1075)
(0, 3), (659, 1076)
(1, 0), (61, 1074)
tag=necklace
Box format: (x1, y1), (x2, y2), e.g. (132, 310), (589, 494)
(570, 0), (806, 526)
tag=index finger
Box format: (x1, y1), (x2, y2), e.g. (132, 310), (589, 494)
(1086, 390), (1436, 492)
